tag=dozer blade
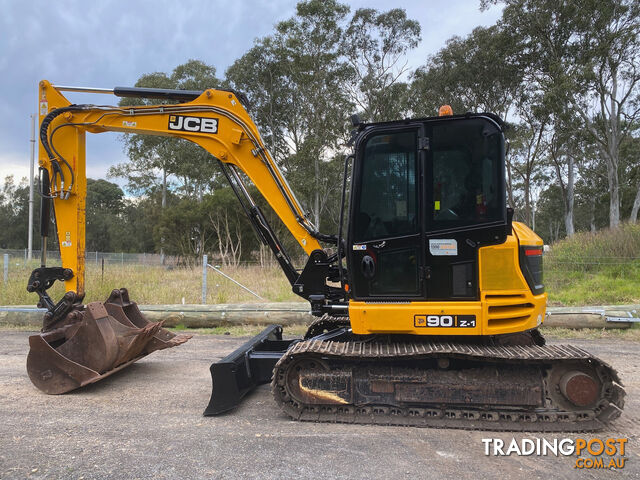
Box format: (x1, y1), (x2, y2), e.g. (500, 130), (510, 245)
(204, 325), (296, 415)
(27, 289), (192, 394)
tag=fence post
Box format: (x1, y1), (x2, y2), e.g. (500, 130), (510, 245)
(3, 254), (8, 283)
(202, 254), (208, 304)
(95, 251), (98, 265)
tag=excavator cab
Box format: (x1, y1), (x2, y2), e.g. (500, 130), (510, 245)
(347, 116), (507, 302)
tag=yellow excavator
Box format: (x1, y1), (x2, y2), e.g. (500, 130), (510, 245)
(28, 80), (624, 430)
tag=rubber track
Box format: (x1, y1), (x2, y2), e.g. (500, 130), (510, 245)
(271, 339), (626, 431)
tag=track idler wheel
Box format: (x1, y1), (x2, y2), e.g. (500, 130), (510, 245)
(559, 371), (601, 407)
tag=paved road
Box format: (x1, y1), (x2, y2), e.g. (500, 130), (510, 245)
(0, 330), (638, 479)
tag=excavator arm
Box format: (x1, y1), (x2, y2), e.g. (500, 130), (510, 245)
(27, 80), (345, 395)
(36, 80), (333, 297)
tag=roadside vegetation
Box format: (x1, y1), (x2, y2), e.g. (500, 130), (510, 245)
(3, 224), (640, 307)
(545, 223), (640, 306)
(540, 326), (640, 341)
(0, 262), (299, 306)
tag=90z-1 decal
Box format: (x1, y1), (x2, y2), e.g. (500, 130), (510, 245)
(168, 115), (218, 133)
(414, 315), (476, 328)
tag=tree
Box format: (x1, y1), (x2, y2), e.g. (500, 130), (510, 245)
(341, 8), (421, 122)
(624, 136), (640, 222)
(507, 106), (549, 226)
(155, 196), (211, 263)
(548, 121), (576, 236)
(577, 0), (640, 227)
(226, 0), (353, 230)
(204, 188), (258, 267)
(0, 176), (31, 249)
(85, 179), (125, 252)
(109, 60), (222, 205)
(485, 0), (640, 228)
(410, 26), (522, 119)
(535, 184), (566, 243)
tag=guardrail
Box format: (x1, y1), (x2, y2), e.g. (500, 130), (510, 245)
(1, 303), (638, 329)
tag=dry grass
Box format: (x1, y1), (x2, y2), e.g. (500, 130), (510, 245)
(4, 223), (640, 308)
(541, 325), (640, 341)
(0, 262), (301, 306)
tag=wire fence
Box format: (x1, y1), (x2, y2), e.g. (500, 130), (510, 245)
(3, 247), (639, 288)
(0, 249), (181, 267)
(545, 257), (640, 274)
(3, 247), (640, 269)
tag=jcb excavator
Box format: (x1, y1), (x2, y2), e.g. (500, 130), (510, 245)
(29, 80), (624, 431)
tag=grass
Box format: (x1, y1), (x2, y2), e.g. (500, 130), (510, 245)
(3, 223), (640, 307)
(545, 223), (640, 306)
(0, 261), (300, 306)
(541, 325), (640, 341)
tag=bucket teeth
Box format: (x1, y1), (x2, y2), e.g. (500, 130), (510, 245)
(26, 288), (191, 395)
(103, 287), (192, 354)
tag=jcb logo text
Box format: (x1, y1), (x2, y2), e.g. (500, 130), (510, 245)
(168, 115), (218, 133)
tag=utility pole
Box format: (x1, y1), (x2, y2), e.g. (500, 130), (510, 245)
(28, 114), (35, 261)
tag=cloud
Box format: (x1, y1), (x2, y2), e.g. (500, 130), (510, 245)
(2, 0), (503, 184)
(0, 152), (32, 182)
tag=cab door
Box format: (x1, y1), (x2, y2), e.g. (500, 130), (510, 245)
(347, 127), (426, 300)
(422, 116), (508, 301)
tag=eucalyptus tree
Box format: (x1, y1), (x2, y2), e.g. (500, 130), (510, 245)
(410, 25), (521, 119)
(485, 0), (640, 228)
(0, 176), (31, 249)
(109, 60), (222, 206)
(227, 0), (353, 230)
(341, 8), (420, 122)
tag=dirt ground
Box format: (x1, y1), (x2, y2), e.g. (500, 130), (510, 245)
(0, 330), (638, 480)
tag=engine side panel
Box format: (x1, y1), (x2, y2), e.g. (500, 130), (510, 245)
(348, 223), (547, 336)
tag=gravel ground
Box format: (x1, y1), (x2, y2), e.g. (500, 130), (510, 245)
(0, 330), (638, 480)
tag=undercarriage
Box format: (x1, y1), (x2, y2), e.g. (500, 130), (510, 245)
(206, 317), (625, 432)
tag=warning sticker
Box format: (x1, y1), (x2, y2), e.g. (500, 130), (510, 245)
(61, 231), (72, 248)
(429, 239), (457, 256)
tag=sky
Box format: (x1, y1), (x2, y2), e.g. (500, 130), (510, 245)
(0, 0), (503, 186)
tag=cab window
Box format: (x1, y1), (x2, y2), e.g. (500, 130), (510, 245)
(431, 119), (503, 228)
(354, 131), (418, 242)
